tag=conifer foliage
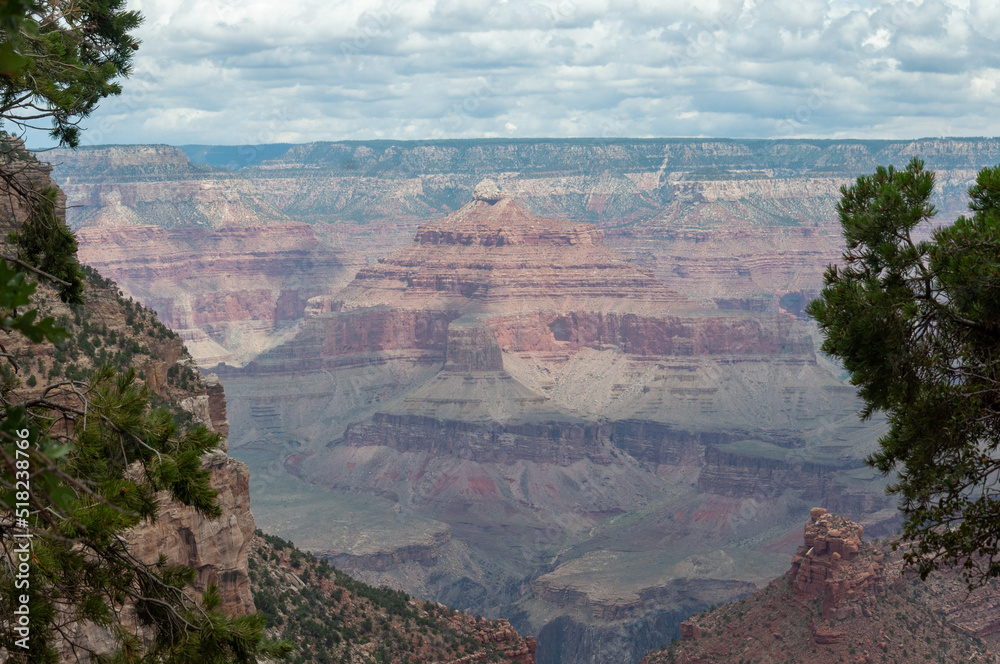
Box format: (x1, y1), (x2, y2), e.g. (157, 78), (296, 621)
(809, 158), (1000, 587)
(0, 0), (142, 146)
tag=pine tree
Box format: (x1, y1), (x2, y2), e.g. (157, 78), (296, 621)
(0, 0), (142, 147)
(809, 158), (1000, 587)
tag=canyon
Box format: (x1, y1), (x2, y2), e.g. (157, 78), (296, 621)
(47, 138), (1000, 663)
(53, 139), (1000, 363)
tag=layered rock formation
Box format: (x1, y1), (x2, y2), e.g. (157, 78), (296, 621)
(266, 191), (805, 379)
(51, 144), (282, 228)
(75, 221), (363, 366)
(50, 145), (364, 368)
(43, 278), (260, 646)
(125, 450), (255, 615)
(50, 139), (1000, 375)
(786, 507), (884, 621)
(335, 192), (694, 312)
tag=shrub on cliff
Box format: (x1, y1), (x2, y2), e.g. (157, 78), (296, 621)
(809, 158), (1000, 587)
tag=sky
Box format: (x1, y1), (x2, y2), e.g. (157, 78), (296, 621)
(34, 0), (1000, 146)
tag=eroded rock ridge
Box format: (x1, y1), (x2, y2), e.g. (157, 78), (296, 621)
(646, 510), (1000, 664)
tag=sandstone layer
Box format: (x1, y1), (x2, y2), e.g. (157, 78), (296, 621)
(125, 450), (255, 615)
(785, 508), (884, 620)
(75, 221), (363, 366)
(49, 139), (1000, 378)
(52, 138), (1000, 308)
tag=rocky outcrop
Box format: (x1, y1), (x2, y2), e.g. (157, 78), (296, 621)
(0, 138), (68, 220)
(450, 619), (539, 664)
(0, 145), (260, 660)
(57, 363), (257, 658)
(786, 508), (884, 620)
(126, 451), (255, 615)
(473, 178), (503, 203)
(136, 367), (249, 615)
(203, 372), (230, 438)
(469, 619), (537, 664)
(644, 510), (1000, 664)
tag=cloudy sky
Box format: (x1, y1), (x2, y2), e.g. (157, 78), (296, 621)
(49, 0), (1000, 146)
